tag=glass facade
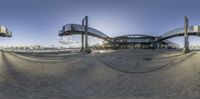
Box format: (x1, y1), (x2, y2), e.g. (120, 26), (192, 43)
(127, 39), (151, 43)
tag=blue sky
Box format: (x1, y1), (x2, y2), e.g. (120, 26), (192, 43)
(1, 0), (200, 47)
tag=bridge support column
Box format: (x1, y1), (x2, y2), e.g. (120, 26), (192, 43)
(183, 16), (190, 53)
(82, 16), (91, 53)
(80, 32), (84, 52)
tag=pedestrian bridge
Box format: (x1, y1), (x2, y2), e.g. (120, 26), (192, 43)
(158, 25), (200, 41)
(58, 22), (200, 50)
(59, 24), (200, 42)
(59, 24), (110, 40)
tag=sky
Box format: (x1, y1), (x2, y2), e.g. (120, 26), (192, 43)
(1, 0), (200, 47)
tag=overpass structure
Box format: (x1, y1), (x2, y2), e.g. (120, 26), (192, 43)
(59, 16), (110, 52)
(111, 34), (179, 49)
(111, 34), (156, 49)
(58, 23), (180, 49)
(58, 16), (199, 52)
(59, 24), (109, 40)
(158, 25), (200, 41)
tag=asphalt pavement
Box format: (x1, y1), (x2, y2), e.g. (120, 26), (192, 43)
(1, 50), (200, 99)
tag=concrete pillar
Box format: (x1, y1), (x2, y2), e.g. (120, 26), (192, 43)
(82, 16), (91, 53)
(183, 16), (190, 53)
(85, 16), (88, 51)
(80, 32), (84, 51)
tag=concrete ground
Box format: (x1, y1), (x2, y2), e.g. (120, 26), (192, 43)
(1, 49), (200, 99)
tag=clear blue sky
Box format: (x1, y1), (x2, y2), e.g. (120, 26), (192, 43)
(1, 0), (200, 47)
